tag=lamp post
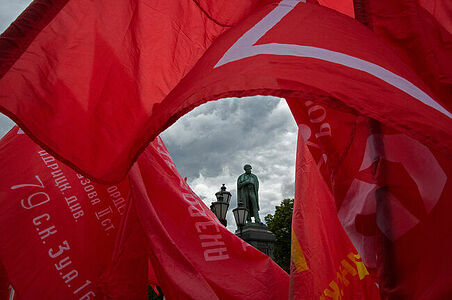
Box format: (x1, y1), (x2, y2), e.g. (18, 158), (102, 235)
(232, 205), (249, 236)
(232, 203), (275, 259)
(210, 184), (232, 227)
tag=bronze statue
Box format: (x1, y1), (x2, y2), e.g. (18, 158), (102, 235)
(237, 164), (262, 223)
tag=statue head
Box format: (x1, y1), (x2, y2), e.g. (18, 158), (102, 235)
(243, 164), (252, 174)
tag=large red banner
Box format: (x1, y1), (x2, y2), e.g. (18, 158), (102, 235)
(130, 137), (289, 299)
(0, 127), (148, 299)
(0, 0), (450, 297)
(0, 0), (268, 183)
(1, 0), (449, 183)
(285, 1), (452, 297)
(0, 128), (289, 299)
(287, 97), (452, 298)
(357, 0), (452, 106)
(290, 129), (380, 299)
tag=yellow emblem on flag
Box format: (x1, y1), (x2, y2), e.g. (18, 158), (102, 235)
(291, 229), (308, 272)
(350, 253), (370, 280)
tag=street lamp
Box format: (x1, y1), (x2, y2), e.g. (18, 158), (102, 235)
(233, 205), (249, 236)
(210, 184), (232, 227)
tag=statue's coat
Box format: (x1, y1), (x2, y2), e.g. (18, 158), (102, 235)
(237, 172), (259, 215)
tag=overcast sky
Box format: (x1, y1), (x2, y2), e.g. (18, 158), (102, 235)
(0, 1), (297, 231)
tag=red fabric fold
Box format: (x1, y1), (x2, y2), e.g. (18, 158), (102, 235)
(0, 128), (289, 299)
(130, 136), (290, 299)
(0, 0), (266, 183)
(287, 96), (452, 298)
(0, 127), (148, 299)
(289, 128), (380, 299)
(1, 0), (449, 183)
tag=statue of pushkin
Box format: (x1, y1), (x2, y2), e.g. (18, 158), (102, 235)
(237, 164), (262, 223)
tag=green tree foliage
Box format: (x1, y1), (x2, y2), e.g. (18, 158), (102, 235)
(265, 198), (293, 273)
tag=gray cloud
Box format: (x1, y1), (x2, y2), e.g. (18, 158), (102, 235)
(281, 181), (295, 199)
(0, 0), (32, 34)
(161, 96), (297, 231)
(0, 115), (14, 138)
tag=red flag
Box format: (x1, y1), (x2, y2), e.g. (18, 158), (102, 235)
(418, 0), (452, 35)
(290, 128), (379, 299)
(0, 262), (9, 300)
(340, 126), (452, 299)
(129, 136), (289, 299)
(0, 127), (148, 299)
(287, 96), (452, 298)
(323, 1), (452, 297)
(95, 194), (150, 298)
(161, 0), (451, 161)
(356, 0), (452, 107)
(0, 0), (268, 183)
(318, 0), (355, 17)
(1, 0), (450, 183)
(0, 127), (288, 298)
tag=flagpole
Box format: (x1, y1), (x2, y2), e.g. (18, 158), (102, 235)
(352, 0), (396, 294)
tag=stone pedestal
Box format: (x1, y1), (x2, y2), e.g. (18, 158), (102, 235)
(235, 223), (275, 259)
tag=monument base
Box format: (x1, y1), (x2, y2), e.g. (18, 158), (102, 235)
(235, 223), (275, 259)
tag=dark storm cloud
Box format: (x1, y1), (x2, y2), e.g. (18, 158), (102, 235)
(162, 96), (295, 178)
(161, 96), (298, 230)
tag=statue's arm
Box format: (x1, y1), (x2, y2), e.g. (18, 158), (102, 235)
(237, 178), (243, 205)
(237, 176), (249, 188)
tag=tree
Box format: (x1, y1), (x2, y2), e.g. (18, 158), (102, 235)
(265, 198), (293, 273)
